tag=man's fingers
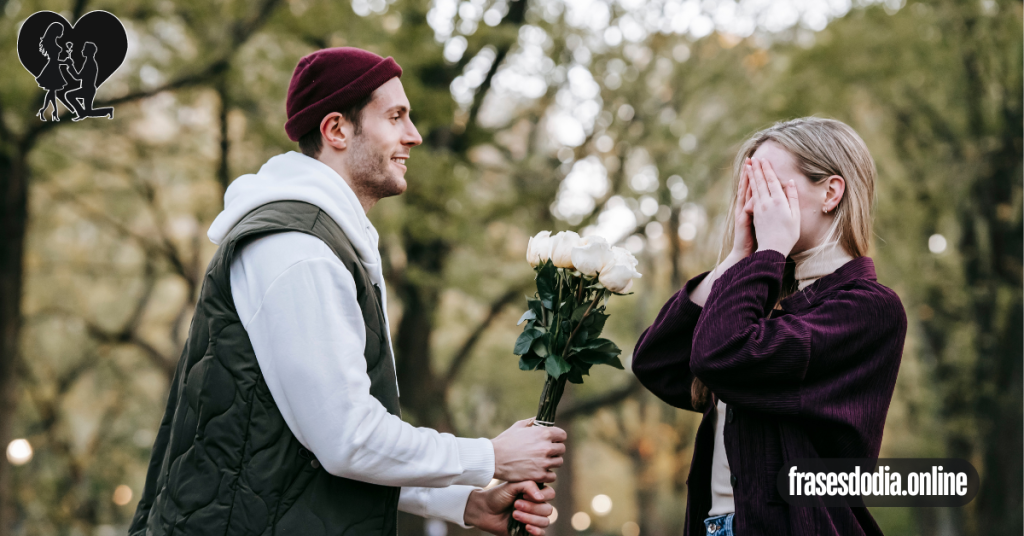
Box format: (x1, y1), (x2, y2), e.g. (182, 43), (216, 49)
(515, 418), (534, 428)
(545, 427), (567, 442)
(547, 442), (566, 457)
(515, 499), (554, 517)
(534, 470), (557, 483)
(507, 480), (553, 502)
(512, 509), (551, 529)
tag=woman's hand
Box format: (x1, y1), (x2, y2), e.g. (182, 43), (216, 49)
(729, 158), (757, 260)
(749, 158), (800, 257)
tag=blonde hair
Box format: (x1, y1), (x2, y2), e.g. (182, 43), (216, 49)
(692, 117), (877, 410)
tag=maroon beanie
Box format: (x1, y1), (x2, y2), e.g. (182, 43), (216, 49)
(284, 47), (403, 142)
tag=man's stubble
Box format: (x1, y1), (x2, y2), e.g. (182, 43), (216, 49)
(347, 132), (406, 202)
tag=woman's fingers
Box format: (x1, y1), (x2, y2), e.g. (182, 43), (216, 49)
(750, 159), (770, 201)
(743, 195), (755, 214)
(761, 159), (787, 199)
(785, 179), (800, 216)
(737, 160), (751, 215)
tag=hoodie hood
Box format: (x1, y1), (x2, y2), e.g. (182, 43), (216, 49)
(209, 151), (396, 364)
(209, 151), (383, 278)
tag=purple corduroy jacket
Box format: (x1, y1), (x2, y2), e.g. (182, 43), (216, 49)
(632, 250), (907, 536)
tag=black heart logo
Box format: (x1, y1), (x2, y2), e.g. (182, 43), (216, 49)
(18, 10), (128, 88)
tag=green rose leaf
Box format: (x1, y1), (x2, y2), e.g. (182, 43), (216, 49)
(514, 328), (543, 355)
(570, 303), (591, 323)
(584, 337), (620, 354)
(559, 298), (574, 318)
(536, 262), (558, 303)
(517, 309), (537, 326)
(575, 338), (623, 368)
(527, 299), (544, 322)
(584, 312), (609, 338)
(545, 354), (572, 378)
(553, 327), (568, 354)
(566, 368), (585, 384)
(531, 335), (550, 358)
(575, 350), (624, 369)
(519, 355), (544, 371)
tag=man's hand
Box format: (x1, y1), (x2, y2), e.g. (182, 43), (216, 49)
(464, 480), (555, 536)
(491, 419), (566, 483)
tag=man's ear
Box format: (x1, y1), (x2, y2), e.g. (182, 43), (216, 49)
(319, 112), (352, 152)
(824, 175), (846, 212)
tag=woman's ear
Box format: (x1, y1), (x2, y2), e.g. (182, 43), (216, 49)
(319, 112), (350, 152)
(823, 175), (846, 213)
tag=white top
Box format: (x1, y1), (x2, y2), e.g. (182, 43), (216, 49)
(707, 241), (854, 516)
(208, 152), (495, 527)
(708, 399), (734, 516)
(792, 241), (854, 290)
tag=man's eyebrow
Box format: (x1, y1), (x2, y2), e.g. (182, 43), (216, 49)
(385, 105), (410, 115)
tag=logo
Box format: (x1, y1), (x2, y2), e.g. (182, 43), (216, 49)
(778, 458), (980, 508)
(16, 10), (128, 122)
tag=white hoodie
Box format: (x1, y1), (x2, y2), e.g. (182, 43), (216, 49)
(208, 151), (494, 526)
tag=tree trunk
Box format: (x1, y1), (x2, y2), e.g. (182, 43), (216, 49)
(393, 236), (455, 433)
(964, 122), (1023, 536)
(0, 149), (27, 536)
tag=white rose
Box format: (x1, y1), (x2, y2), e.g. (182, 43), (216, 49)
(570, 236), (614, 277)
(549, 231), (582, 269)
(598, 261), (642, 293)
(526, 231), (553, 267)
(603, 246), (639, 271)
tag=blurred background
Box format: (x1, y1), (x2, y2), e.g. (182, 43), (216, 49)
(0, 0), (1020, 534)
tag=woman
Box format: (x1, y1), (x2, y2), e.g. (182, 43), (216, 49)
(35, 22), (68, 121)
(632, 117), (906, 536)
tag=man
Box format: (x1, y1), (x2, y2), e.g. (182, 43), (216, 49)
(130, 47), (561, 536)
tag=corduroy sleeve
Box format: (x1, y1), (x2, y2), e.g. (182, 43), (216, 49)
(690, 249), (904, 417)
(631, 272), (710, 413)
(690, 250), (807, 413)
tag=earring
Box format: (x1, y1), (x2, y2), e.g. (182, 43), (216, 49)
(822, 206), (828, 213)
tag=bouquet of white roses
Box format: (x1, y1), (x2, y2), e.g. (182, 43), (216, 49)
(508, 230), (641, 535)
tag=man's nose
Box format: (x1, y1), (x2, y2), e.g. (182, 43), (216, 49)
(403, 117), (423, 147)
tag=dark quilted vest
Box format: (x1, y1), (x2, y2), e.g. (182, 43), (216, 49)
(129, 201), (401, 536)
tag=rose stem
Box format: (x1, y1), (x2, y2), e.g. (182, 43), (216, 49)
(560, 294), (601, 360)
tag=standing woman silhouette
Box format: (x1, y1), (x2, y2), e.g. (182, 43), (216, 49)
(632, 117), (906, 536)
(35, 22), (68, 121)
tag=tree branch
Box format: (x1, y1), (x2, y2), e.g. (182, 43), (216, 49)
(217, 76), (231, 194)
(444, 283), (530, 385)
(559, 379), (641, 421)
(44, 184), (191, 281)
